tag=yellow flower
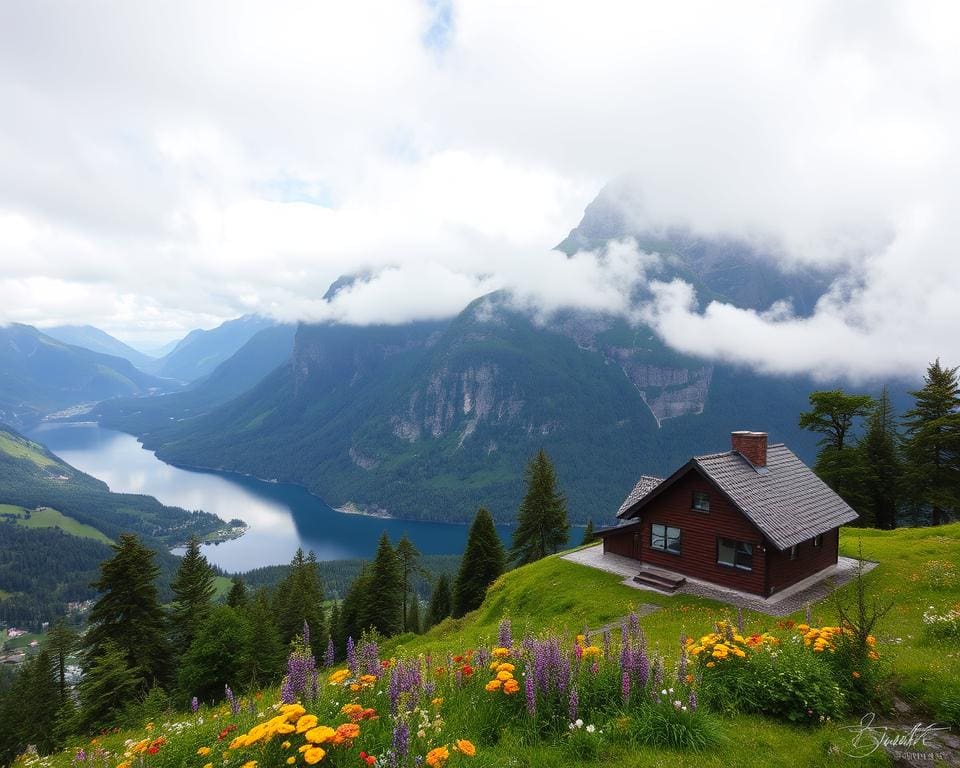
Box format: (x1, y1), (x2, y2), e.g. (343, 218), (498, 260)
(706, 661), (716, 668)
(431, 697), (444, 707)
(296, 715), (319, 733)
(282, 741), (292, 749)
(197, 746), (212, 756)
(576, 634), (586, 646)
(496, 670), (514, 681)
(303, 747), (326, 765)
(456, 739), (477, 756)
(241, 762), (258, 768)
(328, 669), (351, 686)
(287, 759), (296, 766)
(202, 764), (212, 768)
(492, 647), (510, 658)
(485, 679), (502, 692)
(305, 726), (337, 744)
(496, 662), (515, 673)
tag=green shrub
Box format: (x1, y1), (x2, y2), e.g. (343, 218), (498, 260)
(749, 642), (846, 723)
(922, 605), (960, 642)
(632, 701), (724, 752)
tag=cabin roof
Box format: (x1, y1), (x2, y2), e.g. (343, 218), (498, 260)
(614, 444), (859, 550)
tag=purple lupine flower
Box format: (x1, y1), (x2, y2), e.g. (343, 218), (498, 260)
(392, 721), (410, 758)
(346, 636), (356, 673)
(225, 685), (240, 715)
(325, 637), (335, 668)
(358, 638), (380, 677)
(525, 673), (536, 716)
(498, 618), (513, 649)
(73, 748), (86, 763)
(590, 661), (599, 676)
(619, 634), (631, 677)
(568, 686), (579, 723)
(191, 696), (198, 713)
(557, 651), (571, 694)
(635, 646), (650, 688)
(629, 611), (640, 641)
(621, 669), (631, 702)
(652, 656), (663, 690)
(280, 640), (317, 704)
(688, 689), (698, 712)
(677, 647), (688, 684)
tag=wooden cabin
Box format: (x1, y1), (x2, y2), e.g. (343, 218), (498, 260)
(596, 431), (858, 597)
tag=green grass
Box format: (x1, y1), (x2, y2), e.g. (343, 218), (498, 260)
(0, 432), (57, 467)
(23, 523), (960, 768)
(0, 503), (112, 543)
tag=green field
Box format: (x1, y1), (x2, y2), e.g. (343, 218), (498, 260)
(0, 503), (112, 544)
(0, 432), (57, 468)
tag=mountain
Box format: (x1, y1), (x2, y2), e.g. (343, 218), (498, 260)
(41, 324), (156, 369)
(145, 314), (277, 382)
(124, 297), (824, 523)
(91, 183), (880, 525)
(96, 324), (297, 434)
(0, 426), (228, 623)
(0, 323), (174, 429)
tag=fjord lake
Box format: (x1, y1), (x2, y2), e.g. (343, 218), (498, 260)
(29, 422), (511, 572)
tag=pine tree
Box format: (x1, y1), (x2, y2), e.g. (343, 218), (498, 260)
(78, 641), (141, 730)
(85, 534), (170, 691)
(453, 507), (506, 617)
(903, 360), (960, 525)
(178, 606), (250, 701)
(226, 576), (248, 608)
(860, 386), (902, 529)
(45, 620), (77, 705)
(0, 649), (62, 761)
(395, 535), (422, 633)
(170, 536), (216, 654)
(359, 533), (403, 636)
(339, 565), (373, 645)
(243, 589), (286, 688)
(328, 600), (343, 660)
(407, 593), (421, 634)
(275, 548), (327, 656)
(581, 519), (597, 546)
(426, 574), (452, 629)
(799, 389), (875, 512)
(509, 450), (570, 565)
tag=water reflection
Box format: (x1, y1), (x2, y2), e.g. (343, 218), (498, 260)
(29, 422), (509, 572)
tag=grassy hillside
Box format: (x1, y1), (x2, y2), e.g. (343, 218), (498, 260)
(24, 523), (960, 768)
(0, 503), (112, 543)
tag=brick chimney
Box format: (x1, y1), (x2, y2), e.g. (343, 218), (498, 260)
(731, 431), (768, 467)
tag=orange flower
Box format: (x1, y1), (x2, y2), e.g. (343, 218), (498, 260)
(426, 746), (450, 767)
(503, 679), (520, 695)
(456, 739), (477, 757)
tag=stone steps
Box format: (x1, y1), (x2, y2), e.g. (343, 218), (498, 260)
(633, 567), (686, 592)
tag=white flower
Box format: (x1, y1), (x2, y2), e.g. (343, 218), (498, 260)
(682, 706), (688, 712)
(575, 718), (584, 728)
(568, 723), (576, 731)
(661, 689), (668, 695)
(586, 724), (596, 733)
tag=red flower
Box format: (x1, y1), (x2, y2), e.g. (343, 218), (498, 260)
(453, 655), (464, 663)
(461, 664), (474, 677)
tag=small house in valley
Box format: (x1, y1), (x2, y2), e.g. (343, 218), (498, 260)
(596, 431), (858, 597)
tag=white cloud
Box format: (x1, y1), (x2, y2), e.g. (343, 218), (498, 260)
(0, 0), (958, 377)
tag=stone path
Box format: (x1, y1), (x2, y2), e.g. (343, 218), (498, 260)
(562, 544), (878, 617)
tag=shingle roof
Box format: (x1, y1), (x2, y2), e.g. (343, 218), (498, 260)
(619, 444), (859, 550)
(616, 475), (664, 518)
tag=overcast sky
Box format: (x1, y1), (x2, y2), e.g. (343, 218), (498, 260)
(0, 1), (957, 378)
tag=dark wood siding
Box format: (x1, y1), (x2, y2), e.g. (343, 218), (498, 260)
(766, 528), (839, 594)
(632, 470), (769, 595)
(602, 524), (642, 558)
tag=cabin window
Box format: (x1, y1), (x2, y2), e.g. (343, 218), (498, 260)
(717, 538), (753, 571)
(692, 491), (710, 513)
(813, 534), (823, 548)
(789, 544), (798, 560)
(651, 523), (681, 555)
